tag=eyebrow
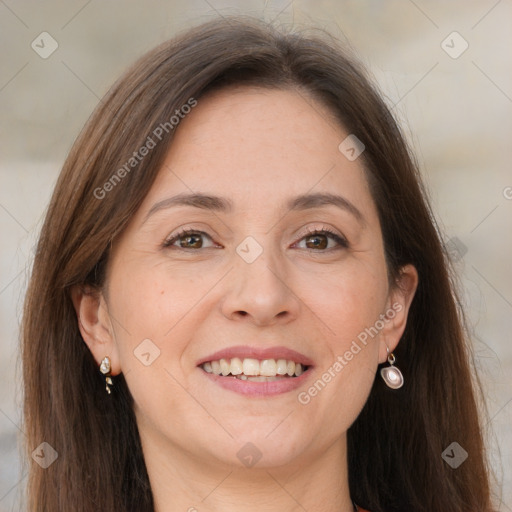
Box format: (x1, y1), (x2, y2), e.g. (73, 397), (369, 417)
(143, 192), (365, 225)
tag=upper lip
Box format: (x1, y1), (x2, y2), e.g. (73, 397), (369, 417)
(196, 345), (314, 367)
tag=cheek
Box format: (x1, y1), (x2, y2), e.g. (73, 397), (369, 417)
(299, 257), (387, 412)
(106, 256), (222, 378)
(306, 256), (388, 338)
(108, 256), (193, 331)
(105, 262), (178, 369)
(106, 264), (200, 425)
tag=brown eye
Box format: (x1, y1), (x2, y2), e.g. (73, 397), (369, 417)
(296, 229), (348, 251)
(179, 233), (203, 248)
(163, 229), (214, 249)
(305, 233), (328, 249)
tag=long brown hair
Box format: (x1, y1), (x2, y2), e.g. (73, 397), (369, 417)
(21, 16), (495, 512)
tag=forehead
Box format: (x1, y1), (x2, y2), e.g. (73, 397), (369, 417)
(171, 85), (344, 169)
(137, 86), (377, 222)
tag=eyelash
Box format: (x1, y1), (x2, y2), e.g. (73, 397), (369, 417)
(162, 226), (349, 251)
(300, 226), (349, 250)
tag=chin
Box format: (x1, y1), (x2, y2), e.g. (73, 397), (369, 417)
(222, 427), (311, 469)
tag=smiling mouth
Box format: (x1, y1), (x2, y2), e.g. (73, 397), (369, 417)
(200, 357), (309, 381)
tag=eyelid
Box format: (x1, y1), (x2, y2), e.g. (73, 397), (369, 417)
(163, 224), (349, 250)
(297, 224), (344, 239)
(293, 225), (349, 250)
(163, 227), (218, 249)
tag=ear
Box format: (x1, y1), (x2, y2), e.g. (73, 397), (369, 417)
(70, 285), (121, 375)
(378, 264), (419, 364)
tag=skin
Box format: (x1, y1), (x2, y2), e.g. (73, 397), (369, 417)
(72, 86), (418, 512)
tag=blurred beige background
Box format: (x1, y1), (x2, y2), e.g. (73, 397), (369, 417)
(1, 1), (511, 510)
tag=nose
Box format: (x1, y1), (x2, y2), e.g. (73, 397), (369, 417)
(220, 244), (300, 327)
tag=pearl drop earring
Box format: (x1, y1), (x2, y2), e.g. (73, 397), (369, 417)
(380, 347), (404, 389)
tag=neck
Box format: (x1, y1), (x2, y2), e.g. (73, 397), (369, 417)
(139, 425), (354, 512)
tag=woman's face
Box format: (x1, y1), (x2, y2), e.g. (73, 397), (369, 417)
(81, 86), (416, 470)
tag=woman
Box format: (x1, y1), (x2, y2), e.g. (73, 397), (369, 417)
(21, 16), (495, 512)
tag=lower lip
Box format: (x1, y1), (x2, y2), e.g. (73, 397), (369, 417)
(198, 368), (313, 397)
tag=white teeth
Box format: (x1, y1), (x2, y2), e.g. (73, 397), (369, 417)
(220, 358), (231, 376)
(276, 359), (288, 375)
(201, 357), (308, 378)
(245, 375), (267, 382)
(260, 359), (277, 377)
(242, 358), (260, 376)
(235, 374), (289, 382)
(211, 360), (221, 375)
(230, 357), (243, 375)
